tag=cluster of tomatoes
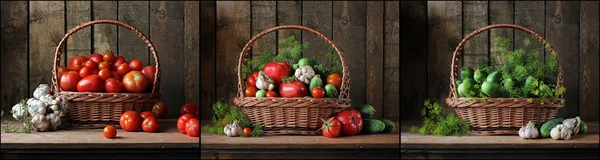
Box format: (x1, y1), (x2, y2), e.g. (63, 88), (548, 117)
(319, 109), (363, 138)
(102, 102), (200, 139)
(58, 51), (156, 93)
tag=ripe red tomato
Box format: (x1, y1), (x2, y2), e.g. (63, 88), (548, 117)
(67, 56), (87, 71)
(142, 116), (159, 132)
(128, 59), (144, 71)
(177, 114), (197, 134)
(87, 54), (104, 64)
(103, 51), (115, 62)
(180, 103), (198, 117)
(263, 61), (292, 84)
(140, 111), (155, 120)
(141, 66), (156, 85)
(279, 80), (308, 98)
(77, 74), (105, 92)
(59, 71), (81, 91)
(243, 127), (251, 137)
(185, 118), (200, 137)
(92, 68), (100, 74)
(98, 61), (111, 70)
(120, 110), (142, 132)
(114, 56), (126, 63)
(245, 86), (258, 97)
(57, 66), (69, 79)
(84, 60), (98, 70)
(327, 73), (342, 89)
(112, 58), (127, 71)
(110, 71), (122, 81)
(98, 68), (110, 80)
(117, 63), (130, 75)
(105, 78), (123, 93)
(335, 109), (363, 136)
(311, 86), (326, 98)
(79, 67), (94, 78)
(246, 72), (259, 88)
(103, 125), (117, 139)
(152, 102), (168, 118)
(321, 117), (342, 138)
(122, 71), (149, 93)
(266, 90), (278, 97)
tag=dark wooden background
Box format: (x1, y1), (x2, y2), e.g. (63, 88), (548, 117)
(1, 1), (200, 118)
(400, 1), (599, 121)
(201, 1), (400, 121)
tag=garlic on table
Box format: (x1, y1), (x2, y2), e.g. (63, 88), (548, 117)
(33, 84), (50, 100)
(256, 71), (275, 91)
(519, 121), (539, 139)
(31, 114), (50, 132)
(39, 94), (55, 105)
(295, 66), (315, 84)
(11, 102), (29, 121)
(563, 116), (581, 135)
(550, 124), (572, 140)
(45, 113), (62, 131)
(224, 120), (243, 137)
(27, 98), (46, 117)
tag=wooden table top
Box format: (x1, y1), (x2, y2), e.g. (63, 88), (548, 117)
(1, 117), (200, 149)
(401, 121), (600, 149)
(201, 121), (400, 150)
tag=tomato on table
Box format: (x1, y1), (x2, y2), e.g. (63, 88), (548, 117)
(67, 56), (87, 71)
(185, 118), (200, 137)
(105, 78), (123, 93)
(180, 103), (198, 117)
(77, 74), (105, 92)
(128, 59), (144, 71)
(98, 61), (111, 70)
(320, 117), (341, 138)
(152, 102), (168, 118)
(243, 127), (251, 137)
(117, 63), (130, 75)
(142, 116), (159, 132)
(59, 71), (81, 91)
(103, 125), (117, 139)
(327, 73), (342, 89)
(177, 114), (197, 134)
(335, 109), (363, 136)
(103, 51), (115, 62)
(140, 111), (155, 119)
(79, 67), (94, 78)
(122, 71), (149, 93)
(119, 110), (142, 132)
(87, 53), (104, 64)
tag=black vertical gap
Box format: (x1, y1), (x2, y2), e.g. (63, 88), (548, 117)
(90, 1), (94, 55)
(487, 1), (490, 66)
(64, 1), (68, 66)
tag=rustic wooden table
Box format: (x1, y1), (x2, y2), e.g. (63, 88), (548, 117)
(201, 121), (400, 159)
(0, 117), (200, 159)
(401, 121), (600, 159)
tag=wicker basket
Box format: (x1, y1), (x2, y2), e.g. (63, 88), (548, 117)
(445, 24), (565, 136)
(51, 20), (161, 129)
(233, 25), (352, 136)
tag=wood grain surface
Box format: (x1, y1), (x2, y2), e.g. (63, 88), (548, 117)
(301, 1), (332, 61)
(462, 1), (488, 69)
(514, 1), (545, 60)
(251, 1), (276, 57)
(276, 1), (302, 53)
(1, 1), (28, 114)
(579, 1), (599, 122)
(92, 1), (117, 54)
(400, 1), (426, 121)
(366, 1), (384, 119)
(65, 1), (91, 61)
(384, 1), (400, 121)
(200, 1), (216, 120)
(489, 1), (514, 66)
(118, 1), (149, 63)
(184, 1), (200, 111)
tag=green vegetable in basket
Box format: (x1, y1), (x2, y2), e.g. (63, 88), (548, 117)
(458, 82), (478, 98)
(474, 69), (488, 84)
(486, 71), (502, 83)
(298, 58), (313, 67)
(309, 75), (323, 91)
(482, 81), (503, 98)
(325, 84), (338, 98)
(460, 66), (474, 80)
(540, 117), (564, 138)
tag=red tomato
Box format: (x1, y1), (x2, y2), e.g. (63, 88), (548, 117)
(110, 71), (122, 81)
(152, 102), (168, 118)
(98, 61), (111, 70)
(77, 74), (105, 92)
(279, 80), (308, 98)
(321, 117), (342, 138)
(141, 66), (157, 85)
(122, 71), (149, 93)
(140, 111), (155, 120)
(246, 72), (259, 88)
(142, 116), (159, 132)
(67, 56), (87, 71)
(243, 127), (251, 137)
(103, 125), (117, 139)
(57, 66), (69, 79)
(119, 110), (142, 132)
(103, 51), (115, 62)
(245, 86), (258, 97)
(185, 118), (200, 137)
(263, 61), (292, 84)
(180, 103), (198, 117)
(177, 114), (197, 134)
(112, 58), (127, 71)
(98, 68), (110, 80)
(327, 73), (342, 89)
(87, 54), (104, 64)
(59, 71), (81, 91)
(92, 68), (100, 74)
(84, 60), (98, 70)
(105, 78), (123, 93)
(114, 56), (126, 63)
(266, 90), (278, 97)
(79, 67), (94, 78)
(335, 109), (363, 136)
(128, 59), (144, 71)
(117, 63), (130, 75)
(311, 86), (326, 98)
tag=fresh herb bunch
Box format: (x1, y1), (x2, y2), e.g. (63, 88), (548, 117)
(409, 100), (470, 136)
(202, 101), (263, 136)
(2, 99), (33, 133)
(313, 47), (344, 76)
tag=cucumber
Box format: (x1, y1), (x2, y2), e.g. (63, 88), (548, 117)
(381, 119), (395, 133)
(361, 119), (385, 134)
(356, 105), (376, 118)
(309, 75), (323, 91)
(325, 84), (338, 98)
(580, 121), (588, 134)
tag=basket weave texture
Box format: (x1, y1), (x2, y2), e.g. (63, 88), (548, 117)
(445, 24), (565, 135)
(234, 25), (352, 136)
(51, 20), (161, 129)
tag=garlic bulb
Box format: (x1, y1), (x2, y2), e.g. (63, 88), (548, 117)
(256, 71), (275, 90)
(294, 66), (315, 84)
(27, 98), (46, 117)
(224, 120), (243, 137)
(550, 124), (572, 140)
(31, 114), (50, 132)
(11, 103), (28, 121)
(563, 116), (581, 135)
(33, 84), (50, 100)
(519, 121), (539, 139)
(45, 113), (62, 131)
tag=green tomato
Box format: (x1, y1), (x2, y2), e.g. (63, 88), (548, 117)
(256, 89), (266, 98)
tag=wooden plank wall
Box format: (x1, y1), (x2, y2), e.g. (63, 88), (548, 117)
(0, 1), (200, 119)
(404, 1), (599, 121)
(200, 1), (400, 121)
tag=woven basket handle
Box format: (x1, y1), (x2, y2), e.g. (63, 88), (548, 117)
(51, 20), (160, 94)
(448, 24), (563, 98)
(236, 25), (350, 99)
